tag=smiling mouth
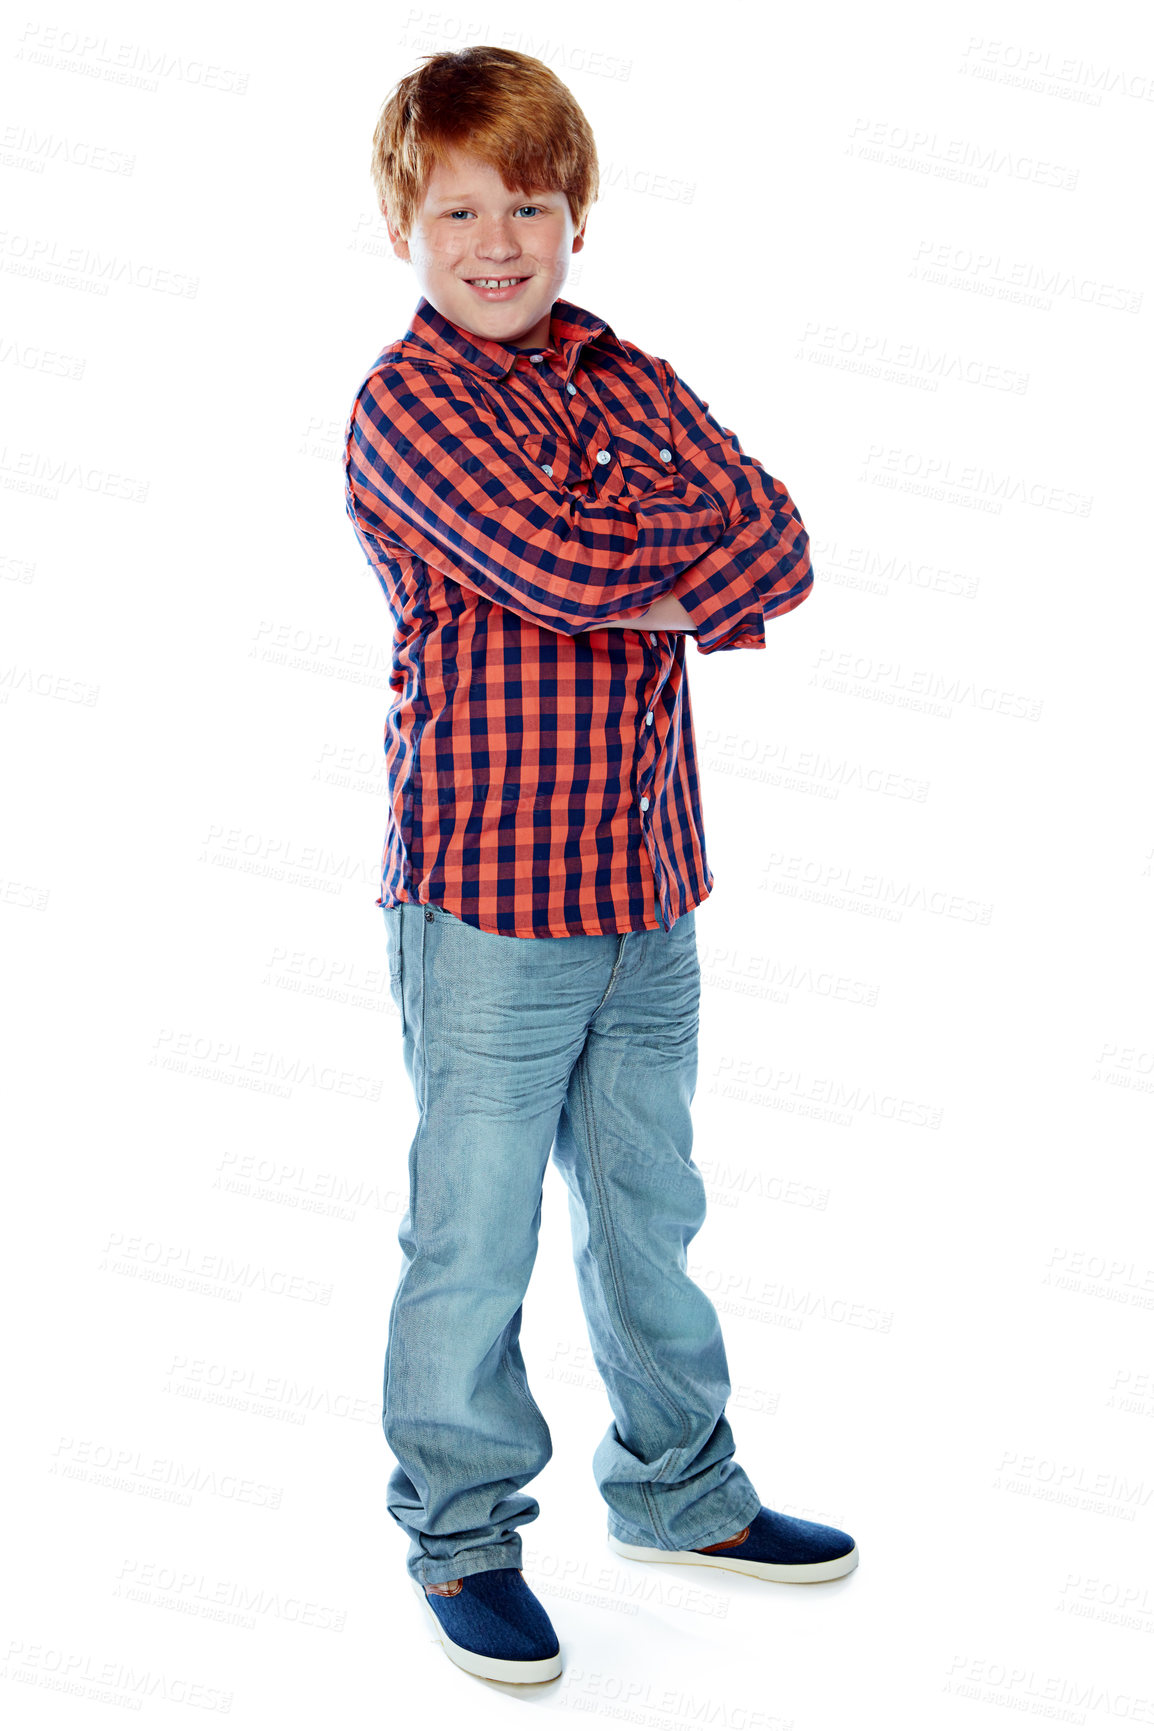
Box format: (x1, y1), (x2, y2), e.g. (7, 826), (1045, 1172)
(465, 276), (530, 288)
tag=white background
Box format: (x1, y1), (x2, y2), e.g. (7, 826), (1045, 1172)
(3, 0), (1152, 1725)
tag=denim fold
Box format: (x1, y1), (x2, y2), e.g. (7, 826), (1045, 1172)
(381, 896), (759, 1585)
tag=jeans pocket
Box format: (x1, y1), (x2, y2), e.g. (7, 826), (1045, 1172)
(382, 905), (405, 1038)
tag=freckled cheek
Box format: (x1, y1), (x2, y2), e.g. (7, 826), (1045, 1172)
(418, 229), (459, 261)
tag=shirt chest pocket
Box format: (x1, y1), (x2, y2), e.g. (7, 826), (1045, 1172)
(520, 430), (586, 491)
(608, 424), (679, 485)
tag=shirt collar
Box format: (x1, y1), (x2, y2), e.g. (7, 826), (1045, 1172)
(400, 292), (629, 385)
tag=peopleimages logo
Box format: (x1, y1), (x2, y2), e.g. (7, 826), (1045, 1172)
(944, 1654), (1154, 1724)
(847, 116), (1079, 189)
(911, 238), (1142, 314)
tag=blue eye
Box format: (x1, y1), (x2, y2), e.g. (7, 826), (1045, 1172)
(444, 205), (545, 220)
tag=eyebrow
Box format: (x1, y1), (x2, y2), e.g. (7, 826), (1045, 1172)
(431, 188), (558, 205)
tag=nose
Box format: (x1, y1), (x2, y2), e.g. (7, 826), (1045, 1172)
(472, 219), (522, 265)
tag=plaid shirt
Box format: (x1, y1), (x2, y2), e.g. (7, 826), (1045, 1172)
(343, 293), (812, 938)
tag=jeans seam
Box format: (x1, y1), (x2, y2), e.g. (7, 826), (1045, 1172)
(500, 1312), (551, 1434)
(592, 934), (627, 1016)
(383, 907), (425, 1432)
(575, 1054), (692, 1547)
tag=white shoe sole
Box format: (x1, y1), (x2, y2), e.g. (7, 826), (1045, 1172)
(607, 1533), (860, 1584)
(409, 1577), (563, 1683)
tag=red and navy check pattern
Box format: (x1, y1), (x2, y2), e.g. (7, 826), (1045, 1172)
(343, 294), (813, 937)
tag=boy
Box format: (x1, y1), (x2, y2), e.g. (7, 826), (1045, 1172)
(343, 46), (858, 1686)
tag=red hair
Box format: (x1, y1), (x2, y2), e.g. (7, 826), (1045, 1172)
(371, 46), (600, 239)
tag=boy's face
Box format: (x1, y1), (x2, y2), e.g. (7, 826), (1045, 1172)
(385, 147), (586, 350)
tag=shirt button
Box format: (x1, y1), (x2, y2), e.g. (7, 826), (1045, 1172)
(566, 381), (577, 395)
(541, 464), (553, 476)
(649, 632), (658, 645)
(530, 353), (544, 362)
(645, 712), (653, 726)
(639, 796), (650, 812)
(659, 447), (672, 462)
(596, 449), (611, 465)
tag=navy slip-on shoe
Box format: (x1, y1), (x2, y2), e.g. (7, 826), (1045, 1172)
(410, 1566), (563, 1683)
(607, 1506), (859, 1584)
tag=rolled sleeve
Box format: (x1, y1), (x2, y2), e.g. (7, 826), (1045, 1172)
(658, 359), (814, 654)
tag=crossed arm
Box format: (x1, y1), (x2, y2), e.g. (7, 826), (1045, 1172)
(345, 356), (812, 652)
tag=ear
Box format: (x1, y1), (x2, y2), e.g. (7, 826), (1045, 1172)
(383, 203), (411, 262)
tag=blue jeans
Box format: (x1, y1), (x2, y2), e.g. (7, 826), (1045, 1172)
(380, 897), (762, 1589)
